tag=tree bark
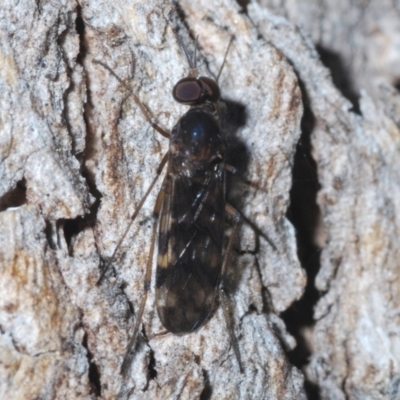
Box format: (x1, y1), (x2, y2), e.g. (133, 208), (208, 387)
(1, 0), (399, 399)
(257, 0), (400, 399)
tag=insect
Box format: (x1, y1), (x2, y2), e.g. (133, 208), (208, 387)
(94, 36), (245, 374)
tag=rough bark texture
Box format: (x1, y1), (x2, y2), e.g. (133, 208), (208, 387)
(257, 0), (400, 399)
(259, 0), (400, 102)
(1, 0), (399, 399)
(1, 0), (305, 399)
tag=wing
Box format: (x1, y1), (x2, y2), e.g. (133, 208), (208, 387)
(155, 164), (226, 333)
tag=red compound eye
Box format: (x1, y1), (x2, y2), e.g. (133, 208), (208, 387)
(172, 76), (220, 105)
(172, 77), (202, 105)
(198, 77), (220, 103)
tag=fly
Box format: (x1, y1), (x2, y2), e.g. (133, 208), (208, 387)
(94, 36), (244, 375)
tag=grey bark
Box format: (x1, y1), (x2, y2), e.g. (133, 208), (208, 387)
(257, 0), (400, 399)
(1, 0), (399, 399)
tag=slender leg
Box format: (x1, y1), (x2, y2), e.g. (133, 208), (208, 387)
(219, 289), (243, 374)
(219, 203), (243, 373)
(92, 59), (170, 139)
(221, 203), (241, 277)
(97, 152), (169, 285)
(93, 57), (172, 284)
(120, 182), (166, 376)
(225, 163), (278, 252)
(226, 201), (277, 252)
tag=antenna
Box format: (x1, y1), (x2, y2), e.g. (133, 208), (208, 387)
(216, 35), (234, 83)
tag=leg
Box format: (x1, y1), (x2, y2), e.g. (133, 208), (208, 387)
(226, 202), (277, 252)
(225, 163), (274, 197)
(92, 59), (170, 139)
(219, 203), (243, 373)
(221, 203), (241, 277)
(97, 152), (169, 285)
(120, 183), (165, 376)
(219, 288), (243, 374)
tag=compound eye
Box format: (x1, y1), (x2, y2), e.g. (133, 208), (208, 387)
(199, 77), (220, 102)
(172, 77), (202, 105)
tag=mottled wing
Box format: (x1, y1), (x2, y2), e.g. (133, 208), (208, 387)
(156, 164), (225, 333)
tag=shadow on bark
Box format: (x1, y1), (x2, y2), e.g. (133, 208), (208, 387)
(283, 79), (321, 400)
